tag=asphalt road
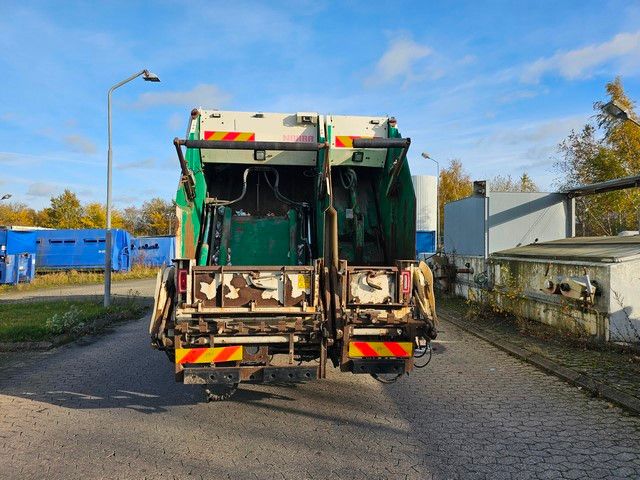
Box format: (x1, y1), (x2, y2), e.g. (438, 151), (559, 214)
(0, 278), (157, 302)
(1, 313), (640, 479)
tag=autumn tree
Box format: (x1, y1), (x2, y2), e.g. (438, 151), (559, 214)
(81, 203), (106, 228)
(555, 77), (640, 235)
(0, 202), (37, 226)
(138, 198), (176, 236)
(40, 189), (83, 228)
(78, 203), (125, 229)
(2, 189), (175, 235)
(439, 159), (473, 237)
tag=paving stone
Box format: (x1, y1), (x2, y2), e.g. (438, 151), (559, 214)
(1, 315), (640, 479)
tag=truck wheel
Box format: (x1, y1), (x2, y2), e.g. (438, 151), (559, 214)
(204, 384), (238, 402)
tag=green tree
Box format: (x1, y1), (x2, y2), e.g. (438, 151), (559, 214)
(518, 173), (539, 192)
(41, 189), (83, 228)
(555, 77), (640, 235)
(490, 173), (539, 193)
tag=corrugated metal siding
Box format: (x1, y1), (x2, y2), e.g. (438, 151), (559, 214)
(35, 229), (132, 271)
(132, 236), (176, 267)
(411, 175), (437, 231)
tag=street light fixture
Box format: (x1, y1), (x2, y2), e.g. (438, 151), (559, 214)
(603, 100), (640, 128)
(105, 69), (160, 307)
(421, 152), (441, 251)
(0, 194), (11, 201)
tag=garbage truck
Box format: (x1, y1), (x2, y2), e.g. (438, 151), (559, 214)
(150, 109), (437, 401)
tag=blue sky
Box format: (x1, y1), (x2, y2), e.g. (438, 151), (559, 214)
(1, 0), (640, 208)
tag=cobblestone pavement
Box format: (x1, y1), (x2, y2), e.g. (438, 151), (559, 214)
(1, 317), (640, 480)
(440, 301), (640, 403)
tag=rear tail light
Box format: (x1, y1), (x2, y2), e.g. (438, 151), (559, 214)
(177, 269), (188, 293)
(401, 270), (412, 294)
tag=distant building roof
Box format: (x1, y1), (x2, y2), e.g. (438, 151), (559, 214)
(492, 235), (640, 263)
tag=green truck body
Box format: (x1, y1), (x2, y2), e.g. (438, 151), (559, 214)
(150, 109), (437, 401)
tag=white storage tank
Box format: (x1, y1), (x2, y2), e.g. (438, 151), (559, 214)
(411, 175), (437, 232)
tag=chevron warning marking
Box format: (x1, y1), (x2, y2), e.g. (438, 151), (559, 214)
(348, 341), (412, 358)
(204, 131), (256, 141)
(175, 346), (243, 364)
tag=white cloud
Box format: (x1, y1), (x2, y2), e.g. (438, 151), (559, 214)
(132, 84), (230, 109)
(27, 182), (59, 198)
(64, 134), (97, 154)
(117, 158), (157, 170)
(168, 112), (185, 131)
(365, 36), (432, 87)
(478, 115), (587, 147)
(522, 31), (640, 83)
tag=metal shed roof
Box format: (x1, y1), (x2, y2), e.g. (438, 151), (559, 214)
(492, 235), (640, 263)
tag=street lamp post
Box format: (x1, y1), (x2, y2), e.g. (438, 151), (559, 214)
(0, 194), (11, 201)
(421, 152), (440, 251)
(602, 100), (640, 232)
(105, 69), (160, 307)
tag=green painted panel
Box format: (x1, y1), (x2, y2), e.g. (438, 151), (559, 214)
(375, 126), (416, 261)
(175, 120), (207, 260)
(228, 213), (298, 266)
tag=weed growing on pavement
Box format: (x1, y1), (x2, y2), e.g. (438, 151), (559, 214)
(0, 296), (149, 343)
(46, 305), (86, 335)
(463, 264), (600, 346)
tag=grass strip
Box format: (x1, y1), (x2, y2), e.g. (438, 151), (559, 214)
(0, 297), (149, 342)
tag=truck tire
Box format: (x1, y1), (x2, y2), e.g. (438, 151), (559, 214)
(204, 384), (238, 402)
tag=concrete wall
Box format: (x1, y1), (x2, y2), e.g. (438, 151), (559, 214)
(608, 260), (640, 342)
(490, 257), (608, 339)
(446, 252), (640, 343)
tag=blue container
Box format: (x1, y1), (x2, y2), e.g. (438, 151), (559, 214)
(416, 230), (436, 258)
(34, 229), (132, 272)
(131, 236), (176, 267)
(0, 228), (37, 284)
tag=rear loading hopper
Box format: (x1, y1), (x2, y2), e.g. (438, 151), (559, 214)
(151, 109), (436, 401)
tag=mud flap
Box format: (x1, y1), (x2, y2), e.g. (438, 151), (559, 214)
(150, 265), (175, 346)
(413, 261), (438, 337)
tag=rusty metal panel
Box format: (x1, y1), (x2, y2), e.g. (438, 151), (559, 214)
(347, 267), (397, 305)
(192, 266), (314, 309)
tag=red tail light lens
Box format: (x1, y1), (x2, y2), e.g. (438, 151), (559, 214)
(401, 270), (411, 294)
(177, 269), (188, 293)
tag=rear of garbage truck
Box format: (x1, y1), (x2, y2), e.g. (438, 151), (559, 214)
(151, 109), (437, 401)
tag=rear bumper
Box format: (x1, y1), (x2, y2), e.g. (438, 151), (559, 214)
(343, 359), (407, 375)
(183, 365), (319, 385)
